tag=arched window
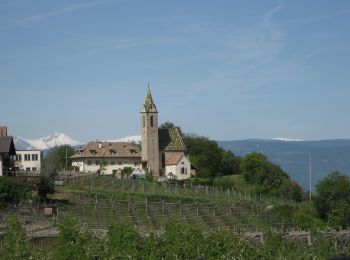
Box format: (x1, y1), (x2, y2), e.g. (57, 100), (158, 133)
(143, 116), (145, 127)
(150, 115), (154, 127)
(181, 167), (185, 174)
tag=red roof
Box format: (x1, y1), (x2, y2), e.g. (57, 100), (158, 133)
(166, 154), (183, 166)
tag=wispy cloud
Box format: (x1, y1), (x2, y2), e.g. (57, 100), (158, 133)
(15, 0), (118, 25)
(284, 8), (350, 25)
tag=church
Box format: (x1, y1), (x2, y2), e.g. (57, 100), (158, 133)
(71, 88), (193, 180)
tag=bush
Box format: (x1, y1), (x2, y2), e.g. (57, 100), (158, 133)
(0, 177), (33, 206)
(313, 171), (350, 228)
(1, 215), (31, 259)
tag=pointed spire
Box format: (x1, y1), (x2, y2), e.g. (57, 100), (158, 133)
(142, 84), (157, 112)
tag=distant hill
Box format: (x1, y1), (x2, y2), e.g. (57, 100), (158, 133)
(218, 139), (350, 190)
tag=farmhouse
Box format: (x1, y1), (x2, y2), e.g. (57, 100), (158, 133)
(71, 142), (142, 175)
(71, 88), (193, 180)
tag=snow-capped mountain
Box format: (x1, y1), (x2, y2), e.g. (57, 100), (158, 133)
(109, 135), (141, 143)
(14, 132), (81, 150)
(272, 137), (304, 142)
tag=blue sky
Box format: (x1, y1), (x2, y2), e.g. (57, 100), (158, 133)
(1, 0), (349, 141)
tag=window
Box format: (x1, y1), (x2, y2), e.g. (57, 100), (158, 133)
(110, 161), (116, 165)
(87, 160), (92, 166)
(109, 149), (116, 155)
(95, 160), (100, 165)
(32, 154), (38, 161)
(32, 167), (37, 171)
(24, 154), (31, 161)
(181, 167), (185, 174)
(150, 115), (154, 127)
(16, 154), (22, 161)
(90, 150), (96, 155)
(26, 167), (30, 172)
(118, 161), (121, 165)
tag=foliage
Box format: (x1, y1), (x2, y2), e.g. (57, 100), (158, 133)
(313, 171), (350, 228)
(107, 221), (142, 258)
(121, 167), (133, 179)
(159, 121), (183, 136)
(183, 134), (241, 177)
(213, 175), (236, 189)
(269, 204), (325, 230)
(1, 215), (31, 259)
(0, 177), (33, 206)
(37, 167), (56, 201)
(42, 145), (76, 172)
(56, 217), (107, 260)
(240, 153), (303, 201)
(145, 169), (154, 181)
(98, 159), (108, 175)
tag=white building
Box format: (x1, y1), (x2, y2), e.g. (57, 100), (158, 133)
(15, 150), (42, 173)
(165, 154), (191, 180)
(71, 142), (142, 175)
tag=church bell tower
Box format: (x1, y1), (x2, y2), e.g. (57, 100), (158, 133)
(141, 86), (159, 176)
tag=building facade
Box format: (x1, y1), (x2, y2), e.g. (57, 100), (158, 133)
(71, 142), (142, 175)
(15, 150), (42, 173)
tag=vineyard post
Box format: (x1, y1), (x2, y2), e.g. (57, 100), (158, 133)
(196, 203), (199, 216)
(179, 200), (182, 215)
(145, 198), (148, 215)
(122, 179), (125, 192)
(143, 180), (147, 192)
(213, 203), (216, 217)
(206, 185), (208, 196)
(195, 186), (198, 195)
(133, 182), (135, 192)
(162, 200), (165, 214)
(175, 182), (177, 194)
(227, 188), (230, 199)
(95, 194), (98, 210)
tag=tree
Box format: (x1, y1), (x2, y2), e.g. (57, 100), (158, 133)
(42, 145), (76, 172)
(240, 152), (303, 201)
(159, 121), (183, 136)
(0, 178), (33, 206)
(313, 171), (350, 228)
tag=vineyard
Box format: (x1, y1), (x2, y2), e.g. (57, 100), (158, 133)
(1, 175), (350, 257)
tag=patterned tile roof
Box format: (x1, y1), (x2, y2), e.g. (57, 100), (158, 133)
(70, 142), (141, 159)
(158, 128), (186, 151)
(142, 87), (157, 113)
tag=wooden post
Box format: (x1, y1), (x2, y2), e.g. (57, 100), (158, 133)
(128, 199), (132, 213)
(196, 203), (199, 216)
(227, 189), (230, 198)
(162, 200), (166, 214)
(133, 182), (135, 192)
(213, 204), (216, 217)
(206, 185), (208, 195)
(153, 181), (156, 193)
(145, 198), (148, 215)
(179, 200), (182, 215)
(143, 180), (147, 192)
